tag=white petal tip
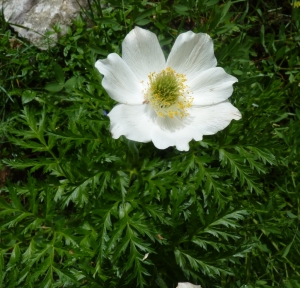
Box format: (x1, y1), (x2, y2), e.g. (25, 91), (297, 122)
(176, 282), (202, 288)
(176, 144), (190, 151)
(233, 110), (242, 120)
(94, 59), (102, 72)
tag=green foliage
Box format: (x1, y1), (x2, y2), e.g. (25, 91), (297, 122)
(1, 0), (300, 287)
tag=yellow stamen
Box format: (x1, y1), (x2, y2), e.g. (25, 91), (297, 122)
(144, 67), (193, 118)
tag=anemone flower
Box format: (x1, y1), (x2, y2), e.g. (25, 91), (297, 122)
(95, 27), (241, 151)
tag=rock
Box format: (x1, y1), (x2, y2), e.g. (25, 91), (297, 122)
(0, 0), (90, 49)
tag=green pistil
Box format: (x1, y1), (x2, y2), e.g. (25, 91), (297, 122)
(149, 70), (181, 108)
(145, 67), (192, 119)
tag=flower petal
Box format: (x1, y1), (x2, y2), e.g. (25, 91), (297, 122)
(189, 67), (238, 106)
(122, 26), (166, 82)
(152, 116), (195, 151)
(151, 101), (241, 151)
(177, 283), (202, 288)
(108, 104), (156, 142)
(187, 101), (241, 135)
(166, 31), (217, 81)
(95, 53), (143, 104)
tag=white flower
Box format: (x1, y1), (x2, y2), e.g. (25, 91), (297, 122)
(176, 282), (202, 288)
(95, 27), (241, 151)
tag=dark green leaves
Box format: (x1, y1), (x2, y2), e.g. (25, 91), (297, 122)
(1, 0), (300, 287)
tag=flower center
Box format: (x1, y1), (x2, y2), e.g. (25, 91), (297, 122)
(144, 67), (193, 118)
